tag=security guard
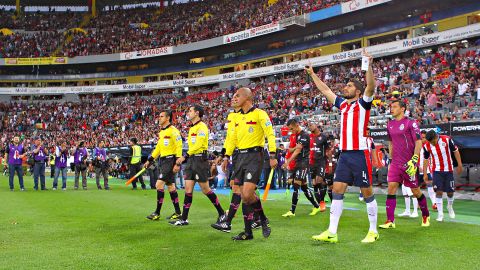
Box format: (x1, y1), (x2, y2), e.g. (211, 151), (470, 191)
(214, 87), (278, 241)
(170, 105), (225, 226)
(129, 138), (146, 190)
(144, 110), (183, 221)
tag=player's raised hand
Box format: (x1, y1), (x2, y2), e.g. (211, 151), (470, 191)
(362, 48), (373, 62)
(304, 61), (314, 76)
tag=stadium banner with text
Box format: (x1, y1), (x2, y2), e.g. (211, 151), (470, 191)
(340, 0), (391, 14)
(0, 23), (479, 95)
(119, 46), (173, 60)
(4, 57), (68, 65)
(223, 22), (281, 44)
(370, 121), (480, 141)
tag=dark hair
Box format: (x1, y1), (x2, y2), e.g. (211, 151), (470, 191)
(161, 110), (173, 121)
(349, 79), (364, 94)
(192, 105), (204, 118)
(391, 99), (407, 112)
(425, 130), (437, 142)
(421, 130), (426, 135)
(130, 138), (138, 144)
(286, 118), (299, 126)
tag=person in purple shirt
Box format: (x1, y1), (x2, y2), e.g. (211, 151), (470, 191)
(72, 141), (89, 190)
(379, 100), (430, 229)
(53, 140), (69, 191)
(31, 137), (48, 191)
(4, 136), (26, 191)
(94, 140), (109, 190)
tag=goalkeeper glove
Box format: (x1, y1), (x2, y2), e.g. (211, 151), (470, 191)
(404, 154), (419, 177)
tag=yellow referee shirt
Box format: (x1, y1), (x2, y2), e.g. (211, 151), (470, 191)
(223, 111), (239, 151)
(151, 124), (183, 158)
(187, 121), (209, 156)
(225, 107), (276, 156)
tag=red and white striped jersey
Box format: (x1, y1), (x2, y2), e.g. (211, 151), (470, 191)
(419, 144), (431, 174)
(423, 135), (458, 172)
(334, 95), (373, 151)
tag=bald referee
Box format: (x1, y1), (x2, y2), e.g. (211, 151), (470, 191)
(213, 88), (277, 241)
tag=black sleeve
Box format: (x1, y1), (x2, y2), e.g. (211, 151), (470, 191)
(297, 132), (309, 147)
(129, 147), (133, 157)
(449, 138), (457, 152)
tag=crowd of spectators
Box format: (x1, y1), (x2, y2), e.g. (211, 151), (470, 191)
(1, 42), (479, 152)
(0, 0), (345, 57)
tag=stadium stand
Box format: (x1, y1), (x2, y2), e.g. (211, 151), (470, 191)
(1, 0), (346, 57)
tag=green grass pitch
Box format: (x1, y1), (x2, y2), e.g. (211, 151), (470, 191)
(1, 175), (479, 270)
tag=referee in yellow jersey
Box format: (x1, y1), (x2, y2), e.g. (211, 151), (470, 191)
(210, 99), (241, 232)
(215, 87), (278, 241)
(169, 105), (225, 226)
(145, 110), (183, 221)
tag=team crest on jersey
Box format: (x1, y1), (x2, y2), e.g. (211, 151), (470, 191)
(399, 124), (405, 130)
(195, 174), (199, 180)
(248, 127), (254, 133)
(163, 139), (169, 146)
(412, 122), (418, 128)
(159, 174), (163, 179)
(247, 173), (252, 180)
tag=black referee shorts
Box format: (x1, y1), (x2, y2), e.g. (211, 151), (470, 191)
(232, 151), (264, 186)
(158, 157), (175, 185)
(184, 155), (210, 183)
